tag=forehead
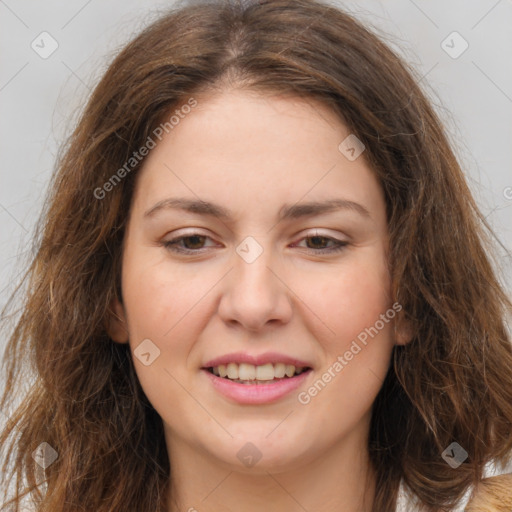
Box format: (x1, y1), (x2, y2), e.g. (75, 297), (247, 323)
(131, 89), (385, 224)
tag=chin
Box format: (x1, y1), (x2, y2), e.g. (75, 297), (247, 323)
(215, 434), (314, 474)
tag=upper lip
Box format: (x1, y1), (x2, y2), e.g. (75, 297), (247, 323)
(202, 352), (313, 369)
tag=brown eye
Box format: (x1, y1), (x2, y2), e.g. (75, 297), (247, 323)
(294, 233), (349, 254)
(162, 234), (215, 254)
(305, 235), (331, 249)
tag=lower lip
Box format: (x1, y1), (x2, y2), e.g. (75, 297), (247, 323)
(202, 369), (312, 405)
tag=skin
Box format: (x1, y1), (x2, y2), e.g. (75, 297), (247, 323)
(109, 89), (412, 512)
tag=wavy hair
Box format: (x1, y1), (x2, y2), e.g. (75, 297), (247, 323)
(1, 0), (511, 510)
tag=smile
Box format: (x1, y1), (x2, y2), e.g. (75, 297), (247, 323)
(202, 365), (312, 404)
(207, 362), (309, 383)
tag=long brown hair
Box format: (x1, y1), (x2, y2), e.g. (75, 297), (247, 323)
(1, 1), (511, 510)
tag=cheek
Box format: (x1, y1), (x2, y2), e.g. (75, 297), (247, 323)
(121, 247), (206, 333)
(120, 250), (219, 382)
(294, 272), (395, 442)
(119, 253), (215, 417)
(294, 252), (394, 402)
(295, 253), (392, 349)
(313, 261), (394, 400)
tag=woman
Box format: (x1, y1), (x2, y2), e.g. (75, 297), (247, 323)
(1, 0), (511, 510)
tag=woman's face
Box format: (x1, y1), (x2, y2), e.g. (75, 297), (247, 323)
(110, 89), (403, 473)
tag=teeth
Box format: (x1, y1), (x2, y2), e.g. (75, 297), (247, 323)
(238, 363), (256, 380)
(256, 363), (274, 380)
(210, 362), (307, 381)
(227, 363), (238, 379)
(274, 362), (286, 378)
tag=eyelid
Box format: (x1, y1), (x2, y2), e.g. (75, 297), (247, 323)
(299, 228), (348, 240)
(161, 229), (218, 251)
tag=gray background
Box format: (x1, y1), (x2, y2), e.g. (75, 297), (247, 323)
(1, 0), (511, 427)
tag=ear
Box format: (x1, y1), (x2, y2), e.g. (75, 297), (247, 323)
(106, 297), (129, 343)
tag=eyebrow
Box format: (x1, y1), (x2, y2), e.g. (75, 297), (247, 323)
(143, 197), (371, 221)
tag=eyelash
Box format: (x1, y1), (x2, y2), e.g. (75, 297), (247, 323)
(161, 232), (348, 255)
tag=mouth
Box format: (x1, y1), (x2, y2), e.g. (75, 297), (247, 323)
(205, 363), (312, 384)
(201, 360), (313, 404)
(201, 353), (314, 403)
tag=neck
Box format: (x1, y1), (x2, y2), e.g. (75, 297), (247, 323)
(166, 426), (376, 512)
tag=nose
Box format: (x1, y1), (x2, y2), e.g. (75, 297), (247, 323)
(217, 239), (293, 332)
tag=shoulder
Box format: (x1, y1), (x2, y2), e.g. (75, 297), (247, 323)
(465, 473), (512, 511)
